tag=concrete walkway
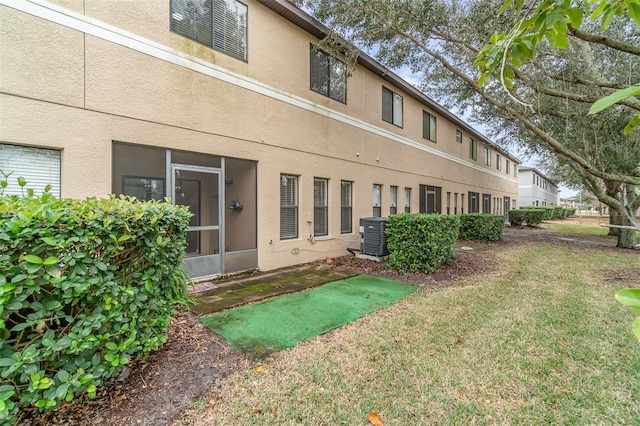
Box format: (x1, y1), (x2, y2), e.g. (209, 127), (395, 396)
(188, 262), (358, 316)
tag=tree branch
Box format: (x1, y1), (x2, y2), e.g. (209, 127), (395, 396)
(387, 27), (640, 186)
(569, 27), (640, 57)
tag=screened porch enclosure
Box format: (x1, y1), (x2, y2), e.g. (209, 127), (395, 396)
(112, 142), (257, 278)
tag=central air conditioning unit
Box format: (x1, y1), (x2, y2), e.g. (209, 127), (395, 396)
(359, 217), (389, 256)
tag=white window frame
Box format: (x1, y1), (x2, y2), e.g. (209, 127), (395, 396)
(0, 144), (61, 197)
(314, 177), (328, 237)
(340, 180), (353, 234)
(280, 174), (298, 240)
(390, 186), (398, 215)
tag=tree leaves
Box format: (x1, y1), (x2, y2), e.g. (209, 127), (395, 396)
(615, 288), (640, 339)
(478, 0), (640, 133)
(0, 194), (193, 418)
(589, 85), (640, 115)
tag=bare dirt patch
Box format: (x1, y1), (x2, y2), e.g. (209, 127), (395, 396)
(17, 225), (621, 425)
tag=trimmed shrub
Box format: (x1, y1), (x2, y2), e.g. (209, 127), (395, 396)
(386, 213), (460, 273)
(0, 192), (192, 422)
(509, 209), (546, 226)
(521, 205), (554, 220)
(552, 206), (564, 219)
(459, 214), (505, 241)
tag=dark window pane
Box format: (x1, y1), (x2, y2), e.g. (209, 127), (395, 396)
(382, 87), (393, 123)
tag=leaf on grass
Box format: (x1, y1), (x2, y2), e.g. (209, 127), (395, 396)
(560, 388), (572, 394)
(615, 288), (640, 307)
(255, 365), (266, 372)
(368, 412), (384, 426)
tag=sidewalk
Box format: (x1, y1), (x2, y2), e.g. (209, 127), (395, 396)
(188, 262), (358, 316)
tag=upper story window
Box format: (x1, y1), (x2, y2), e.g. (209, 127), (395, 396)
(506, 159), (511, 174)
(469, 138), (477, 160)
(170, 0), (248, 62)
(456, 130), (463, 143)
(496, 154), (502, 170)
(382, 87), (403, 128)
(423, 111), (437, 142)
(484, 147), (491, 166)
(310, 46), (347, 103)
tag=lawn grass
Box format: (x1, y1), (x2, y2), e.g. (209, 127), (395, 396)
(544, 217), (639, 238)
(545, 221), (611, 236)
(183, 241), (640, 425)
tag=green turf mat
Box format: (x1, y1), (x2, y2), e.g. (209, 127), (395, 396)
(201, 274), (417, 359)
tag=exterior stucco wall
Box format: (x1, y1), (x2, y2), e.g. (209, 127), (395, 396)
(1, 0), (519, 273)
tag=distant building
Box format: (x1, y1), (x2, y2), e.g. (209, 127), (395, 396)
(518, 168), (559, 207)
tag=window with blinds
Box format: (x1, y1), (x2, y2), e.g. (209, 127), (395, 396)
(280, 174), (298, 240)
(404, 187), (411, 213)
(310, 46), (347, 103)
(314, 178), (328, 236)
(372, 183), (382, 217)
(170, 0), (247, 62)
(0, 144), (61, 197)
(340, 180), (352, 234)
(389, 186), (398, 215)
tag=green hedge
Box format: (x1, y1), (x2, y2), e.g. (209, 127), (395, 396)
(386, 213), (460, 273)
(459, 214), (505, 241)
(521, 206), (554, 220)
(520, 206), (574, 219)
(0, 192), (192, 422)
(509, 209), (546, 226)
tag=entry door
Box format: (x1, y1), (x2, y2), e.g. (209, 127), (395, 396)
(172, 165), (223, 278)
(504, 197), (511, 216)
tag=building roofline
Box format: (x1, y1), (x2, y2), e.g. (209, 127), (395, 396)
(256, 0), (521, 164)
(518, 167), (557, 185)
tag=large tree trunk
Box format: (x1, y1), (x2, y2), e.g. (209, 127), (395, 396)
(617, 228), (637, 248)
(616, 211), (637, 248)
(615, 185), (639, 249)
(586, 179), (638, 248)
(604, 181), (621, 236)
(609, 209), (621, 237)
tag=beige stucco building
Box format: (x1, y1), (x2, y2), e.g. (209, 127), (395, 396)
(0, 0), (519, 279)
